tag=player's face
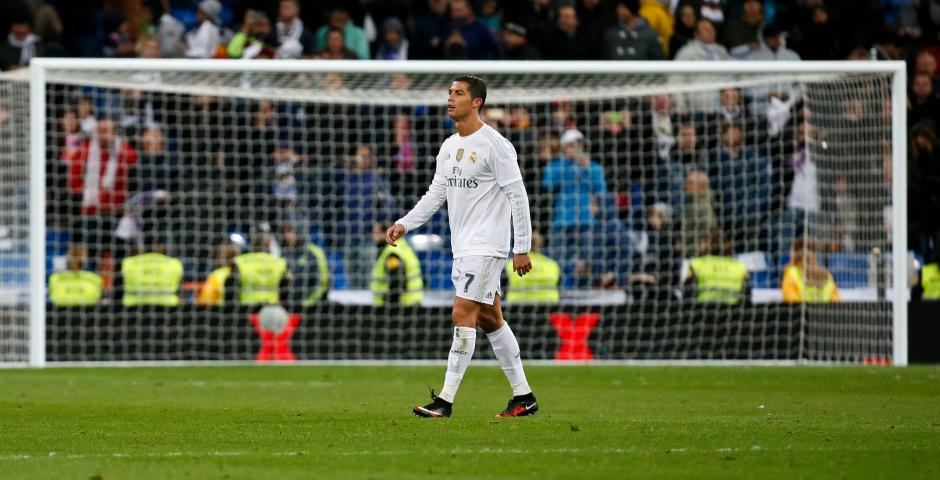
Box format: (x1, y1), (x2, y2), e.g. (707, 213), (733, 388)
(448, 81), (478, 120)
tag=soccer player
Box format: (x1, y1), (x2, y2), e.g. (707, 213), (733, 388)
(386, 75), (538, 418)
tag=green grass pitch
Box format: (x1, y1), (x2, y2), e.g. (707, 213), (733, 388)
(1, 365), (938, 479)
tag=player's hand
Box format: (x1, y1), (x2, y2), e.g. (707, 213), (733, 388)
(386, 224), (406, 246)
(513, 253), (533, 277)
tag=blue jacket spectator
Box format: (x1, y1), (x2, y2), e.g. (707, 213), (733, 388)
(314, 6), (370, 60)
(542, 129), (608, 228)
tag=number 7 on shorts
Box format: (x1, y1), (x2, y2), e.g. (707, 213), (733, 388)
(463, 273), (475, 294)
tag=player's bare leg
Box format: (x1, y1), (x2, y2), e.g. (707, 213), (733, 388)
(480, 295), (538, 417)
(413, 298), (479, 418)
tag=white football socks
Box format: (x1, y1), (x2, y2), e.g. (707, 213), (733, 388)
(487, 322), (532, 397)
(438, 326), (476, 403)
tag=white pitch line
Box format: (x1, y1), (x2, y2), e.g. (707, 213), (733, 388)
(1, 445), (936, 462)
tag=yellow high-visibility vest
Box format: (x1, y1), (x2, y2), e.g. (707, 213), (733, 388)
(689, 255), (748, 304)
(233, 252), (287, 305)
(197, 266), (231, 306)
(371, 239), (423, 306)
(505, 252), (561, 303)
(782, 265), (839, 303)
(922, 263), (940, 300)
(49, 270), (103, 307)
(121, 253), (183, 307)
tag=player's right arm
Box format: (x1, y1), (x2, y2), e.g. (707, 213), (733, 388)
(387, 171), (447, 246)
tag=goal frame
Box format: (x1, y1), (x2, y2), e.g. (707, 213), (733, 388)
(24, 58), (908, 367)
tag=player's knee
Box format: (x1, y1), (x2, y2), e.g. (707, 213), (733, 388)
(451, 300), (478, 328)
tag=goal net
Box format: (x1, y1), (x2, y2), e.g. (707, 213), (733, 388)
(0, 60), (907, 365)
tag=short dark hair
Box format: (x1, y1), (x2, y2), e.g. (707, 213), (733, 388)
(453, 75), (487, 110)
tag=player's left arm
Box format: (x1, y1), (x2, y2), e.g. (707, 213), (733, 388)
(492, 138), (532, 277)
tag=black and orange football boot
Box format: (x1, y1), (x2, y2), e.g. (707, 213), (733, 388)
(496, 393), (538, 418)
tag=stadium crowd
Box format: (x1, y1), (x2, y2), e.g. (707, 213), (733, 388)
(2, 0), (939, 305)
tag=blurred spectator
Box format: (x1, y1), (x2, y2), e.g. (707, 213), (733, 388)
(721, 0), (765, 58)
(699, 0), (726, 28)
(500, 22), (541, 60)
(157, 7), (186, 58)
(279, 224), (331, 307)
(477, 0), (503, 32)
(31, 1), (62, 45)
(225, 223), (290, 306)
(197, 241), (239, 306)
(915, 49), (938, 79)
(747, 23), (800, 60)
(391, 113), (416, 172)
(909, 123), (940, 261)
(104, 19), (137, 58)
(340, 145), (397, 288)
(669, 2), (698, 59)
(578, 0), (610, 59)
(709, 122), (773, 252)
(67, 118), (138, 257)
(783, 121), (820, 244)
(629, 202), (681, 300)
(543, 128), (608, 283)
(700, 87), (767, 147)
(0, 19), (45, 70)
(674, 18), (729, 60)
(673, 18), (729, 112)
(504, 230), (561, 303)
(184, 0), (222, 59)
(825, 176), (859, 253)
(271, 142), (301, 227)
(116, 232), (183, 307)
(370, 222), (423, 306)
(654, 121), (701, 213)
(541, 4), (588, 60)
(115, 189), (171, 261)
(684, 233), (751, 305)
(315, 6), (370, 60)
(446, 0), (499, 60)
(604, 0), (665, 60)
(375, 17), (408, 60)
(229, 10), (276, 59)
(781, 236), (840, 303)
(276, 0), (316, 59)
(680, 169), (719, 256)
(909, 72), (940, 130)
(49, 243), (103, 307)
(317, 28), (359, 59)
(791, 4), (839, 60)
(639, 0), (674, 57)
(411, 0), (450, 59)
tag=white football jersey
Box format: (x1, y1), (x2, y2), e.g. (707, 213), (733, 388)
(433, 124), (523, 259)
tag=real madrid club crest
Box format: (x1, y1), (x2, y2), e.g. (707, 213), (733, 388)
(456, 148), (464, 162)
(469, 150), (477, 164)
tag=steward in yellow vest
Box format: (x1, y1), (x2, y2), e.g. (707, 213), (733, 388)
(119, 246), (184, 307)
(505, 251), (561, 303)
(49, 244), (103, 307)
(781, 237), (840, 303)
(224, 225), (291, 307)
(197, 243), (240, 306)
(684, 235), (750, 305)
(370, 224), (423, 306)
(280, 224), (331, 307)
(913, 262), (940, 301)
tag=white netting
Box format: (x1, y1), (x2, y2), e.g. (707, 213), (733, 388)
(0, 75), (29, 362)
(2, 63), (901, 363)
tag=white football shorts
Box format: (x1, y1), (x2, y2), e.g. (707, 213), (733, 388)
(451, 256), (504, 305)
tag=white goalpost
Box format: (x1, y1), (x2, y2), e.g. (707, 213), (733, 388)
(0, 59), (907, 366)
